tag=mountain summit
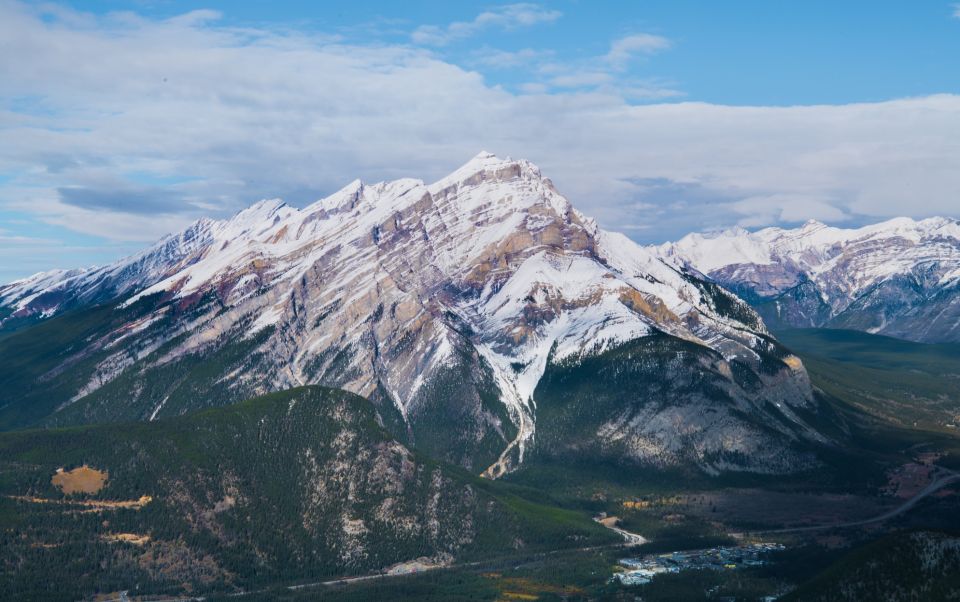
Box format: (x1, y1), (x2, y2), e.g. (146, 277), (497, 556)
(0, 154), (822, 476)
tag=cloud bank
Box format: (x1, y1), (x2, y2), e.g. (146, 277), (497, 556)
(0, 1), (958, 279)
(412, 3), (561, 45)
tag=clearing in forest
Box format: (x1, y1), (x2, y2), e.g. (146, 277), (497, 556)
(51, 465), (108, 494)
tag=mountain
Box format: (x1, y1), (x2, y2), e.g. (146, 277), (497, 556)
(0, 217), (215, 331)
(657, 217), (960, 343)
(0, 152), (824, 477)
(783, 531), (960, 602)
(0, 386), (614, 601)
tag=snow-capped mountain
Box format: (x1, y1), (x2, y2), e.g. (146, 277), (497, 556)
(658, 217), (960, 342)
(0, 217), (216, 326)
(0, 153), (822, 476)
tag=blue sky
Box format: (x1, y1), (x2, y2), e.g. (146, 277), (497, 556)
(1, 1), (959, 282)
(66, 0), (960, 105)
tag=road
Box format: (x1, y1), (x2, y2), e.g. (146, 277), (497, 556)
(106, 470), (960, 599)
(606, 524), (648, 545)
(744, 470), (960, 536)
(594, 515), (648, 545)
(96, 509), (640, 601)
(224, 515), (643, 598)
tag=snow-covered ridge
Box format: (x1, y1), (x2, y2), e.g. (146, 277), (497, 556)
(658, 216), (960, 342)
(659, 217), (960, 274)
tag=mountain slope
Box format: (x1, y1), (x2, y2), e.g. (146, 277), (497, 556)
(658, 217), (960, 342)
(0, 386), (614, 601)
(775, 328), (960, 432)
(784, 531), (960, 602)
(0, 218), (216, 332)
(0, 153), (821, 476)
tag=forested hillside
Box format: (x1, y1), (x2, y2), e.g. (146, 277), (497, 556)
(0, 386), (613, 601)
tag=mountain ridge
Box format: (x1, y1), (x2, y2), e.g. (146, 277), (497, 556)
(657, 216), (960, 342)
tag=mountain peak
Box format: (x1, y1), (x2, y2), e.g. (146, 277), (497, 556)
(458, 150), (518, 172)
(235, 198), (289, 220)
(431, 151), (543, 192)
(719, 225), (750, 238)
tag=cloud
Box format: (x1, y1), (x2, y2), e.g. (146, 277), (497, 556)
(605, 34), (672, 68)
(57, 186), (194, 215)
(620, 81), (684, 100)
(504, 33), (676, 96)
(469, 47), (553, 69)
(412, 3), (561, 46)
(731, 194), (848, 228)
(518, 82), (549, 94)
(0, 1), (959, 278)
(0, 233), (56, 245)
(954, 3), (960, 18)
(548, 71), (613, 88)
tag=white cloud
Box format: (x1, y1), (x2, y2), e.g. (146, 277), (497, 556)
(0, 1), (958, 271)
(470, 47), (553, 69)
(505, 33), (676, 96)
(548, 71), (613, 88)
(0, 234), (55, 245)
(605, 33), (672, 68)
(621, 82), (684, 100)
(953, 3), (960, 18)
(518, 82), (549, 94)
(411, 3), (561, 46)
(731, 194), (847, 227)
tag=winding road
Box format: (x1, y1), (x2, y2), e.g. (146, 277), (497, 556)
(743, 469), (960, 536)
(102, 470), (959, 600)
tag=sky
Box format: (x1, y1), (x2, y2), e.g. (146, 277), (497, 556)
(1, 1), (959, 282)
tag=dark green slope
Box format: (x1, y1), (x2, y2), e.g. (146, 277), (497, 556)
(0, 386), (613, 601)
(783, 531), (960, 602)
(526, 331), (822, 476)
(505, 328), (960, 500)
(0, 292), (272, 431)
(0, 298), (155, 430)
(0, 293), (518, 474)
(776, 328), (960, 432)
(404, 341), (518, 473)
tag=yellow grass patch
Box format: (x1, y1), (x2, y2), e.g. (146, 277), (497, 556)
(51, 465), (108, 494)
(597, 515), (620, 528)
(103, 533), (151, 546)
(490, 576), (585, 600)
(783, 355), (804, 370)
(7, 494), (152, 511)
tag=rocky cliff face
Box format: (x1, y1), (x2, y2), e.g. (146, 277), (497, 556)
(658, 218), (960, 342)
(0, 153), (821, 476)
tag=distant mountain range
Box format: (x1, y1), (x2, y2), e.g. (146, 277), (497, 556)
(0, 153), (822, 477)
(658, 217), (960, 342)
